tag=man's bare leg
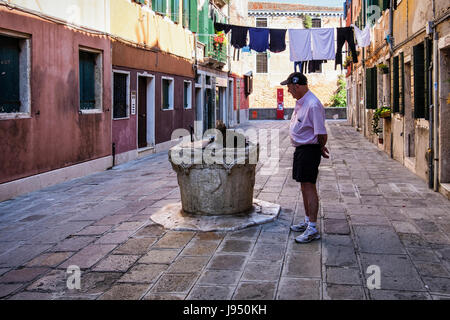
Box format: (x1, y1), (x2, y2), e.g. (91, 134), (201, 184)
(301, 182), (319, 223)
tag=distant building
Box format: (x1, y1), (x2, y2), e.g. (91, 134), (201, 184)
(244, 2), (344, 112)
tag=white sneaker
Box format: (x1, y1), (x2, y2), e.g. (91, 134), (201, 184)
(290, 222), (308, 232)
(295, 226), (321, 243)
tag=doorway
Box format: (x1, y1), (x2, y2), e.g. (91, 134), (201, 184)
(137, 74), (155, 149)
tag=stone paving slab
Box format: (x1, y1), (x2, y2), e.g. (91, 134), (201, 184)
(1, 120), (450, 300)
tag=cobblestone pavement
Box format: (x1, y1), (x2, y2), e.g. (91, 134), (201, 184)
(0, 120), (449, 300)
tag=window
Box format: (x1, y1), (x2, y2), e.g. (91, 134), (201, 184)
(0, 33), (31, 117)
(79, 49), (102, 112)
(413, 43), (425, 119)
(312, 18), (321, 28)
(256, 53), (268, 74)
(365, 67), (377, 109)
(393, 56), (400, 113)
(170, 0), (179, 23)
(161, 77), (174, 110)
(256, 17), (267, 28)
(183, 80), (192, 109)
(113, 71), (130, 119)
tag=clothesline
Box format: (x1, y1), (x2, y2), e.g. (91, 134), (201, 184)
(213, 22), (371, 69)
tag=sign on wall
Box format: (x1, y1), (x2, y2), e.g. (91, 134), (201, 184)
(131, 91), (136, 115)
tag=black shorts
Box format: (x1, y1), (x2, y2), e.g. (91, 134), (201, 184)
(292, 144), (322, 184)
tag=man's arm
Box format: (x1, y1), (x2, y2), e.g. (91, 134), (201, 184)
(318, 134), (329, 159)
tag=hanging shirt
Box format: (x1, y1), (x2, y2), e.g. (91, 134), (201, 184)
(289, 90), (327, 147)
(269, 29), (287, 53)
(311, 28), (336, 60)
(231, 26), (249, 49)
(289, 29), (312, 62)
(352, 24), (371, 48)
(249, 28), (270, 52)
(214, 22), (232, 34)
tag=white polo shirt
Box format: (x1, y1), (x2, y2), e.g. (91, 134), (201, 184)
(289, 90), (327, 147)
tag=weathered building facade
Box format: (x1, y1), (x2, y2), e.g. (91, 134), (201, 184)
(0, 1), (113, 200)
(345, 0), (450, 198)
(0, 0), (243, 201)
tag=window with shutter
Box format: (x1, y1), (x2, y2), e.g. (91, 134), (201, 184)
(413, 43), (425, 119)
(162, 79), (170, 110)
(182, 0), (189, 28)
(170, 0), (179, 23)
(0, 35), (20, 113)
(312, 18), (321, 28)
(113, 73), (128, 119)
(393, 56), (400, 113)
(189, 0), (198, 33)
(256, 18), (267, 28)
(400, 52), (405, 115)
(424, 38), (432, 120)
(256, 53), (268, 74)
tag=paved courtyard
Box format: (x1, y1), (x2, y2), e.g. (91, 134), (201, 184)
(0, 120), (449, 300)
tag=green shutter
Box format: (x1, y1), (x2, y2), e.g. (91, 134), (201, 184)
(182, 0), (189, 28)
(393, 56), (400, 113)
(413, 43), (425, 119)
(0, 35), (21, 113)
(383, 0), (390, 11)
(189, 0), (198, 33)
(79, 51), (96, 110)
(198, 1), (209, 45)
(366, 68), (373, 109)
(424, 38), (432, 120)
(162, 80), (169, 109)
(372, 67), (378, 109)
(400, 52), (405, 115)
(171, 0), (179, 23)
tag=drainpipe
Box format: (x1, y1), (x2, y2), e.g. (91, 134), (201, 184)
(432, 1), (440, 192)
(388, 0), (394, 55)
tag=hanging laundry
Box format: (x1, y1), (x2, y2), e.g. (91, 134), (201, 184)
(249, 28), (270, 53)
(214, 22), (232, 34)
(311, 28), (335, 60)
(289, 29), (312, 62)
(307, 60), (326, 73)
(231, 26), (249, 49)
(335, 27), (358, 69)
(269, 29), (287, 53)
(352, 24), (371, 48)
(294, 61), (302, 73)
(242, 46), (251, 53)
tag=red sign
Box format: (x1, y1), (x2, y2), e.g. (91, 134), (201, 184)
(276, 89), (284, 120)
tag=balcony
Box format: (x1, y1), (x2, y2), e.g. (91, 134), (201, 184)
(202, 36), (227, 69)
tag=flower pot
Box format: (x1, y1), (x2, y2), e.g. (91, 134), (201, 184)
(380, 110), (391, 118)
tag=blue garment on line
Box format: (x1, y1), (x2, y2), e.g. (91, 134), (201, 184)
(269, 29), (287, 53)
(249, 28), (269, 53)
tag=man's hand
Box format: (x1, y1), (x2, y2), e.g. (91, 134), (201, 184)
(321, 146), (330, 159)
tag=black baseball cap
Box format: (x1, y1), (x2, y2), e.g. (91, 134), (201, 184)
(280, 72), (308, 85)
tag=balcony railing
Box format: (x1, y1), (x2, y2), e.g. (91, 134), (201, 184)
(205, 36), (227, 66)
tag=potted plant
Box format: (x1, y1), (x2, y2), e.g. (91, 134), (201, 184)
(377, 63), (389, 74)
(371, 107), (391, 135)
(379, 106), (391, 118)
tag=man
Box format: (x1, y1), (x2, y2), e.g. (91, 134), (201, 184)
(280, 72), (329, 243)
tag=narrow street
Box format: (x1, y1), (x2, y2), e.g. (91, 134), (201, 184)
(0, 120), (449, 300)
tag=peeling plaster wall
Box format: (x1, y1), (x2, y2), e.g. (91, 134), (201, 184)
(0, 7), (112, 184)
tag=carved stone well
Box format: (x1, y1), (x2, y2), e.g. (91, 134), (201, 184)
(150, 130), (281, 232)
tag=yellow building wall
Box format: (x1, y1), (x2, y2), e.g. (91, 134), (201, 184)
(7, 0), (111, 33)
(110, 0), (194, 61)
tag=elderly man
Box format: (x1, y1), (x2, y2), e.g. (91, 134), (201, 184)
(280, 72), (329, 243)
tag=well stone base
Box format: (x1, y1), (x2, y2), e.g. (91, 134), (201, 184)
(150, 199), (281, 232)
